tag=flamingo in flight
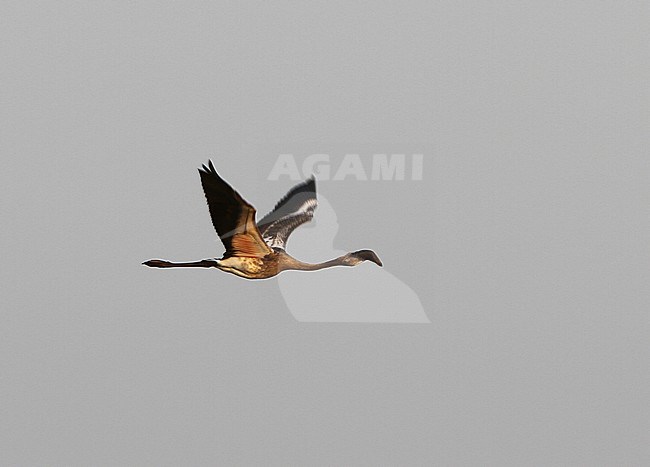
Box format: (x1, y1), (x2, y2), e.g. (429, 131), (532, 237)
(143, 161), (382, 279)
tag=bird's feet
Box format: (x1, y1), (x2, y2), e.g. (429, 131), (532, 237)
(143, 259), (172, 268)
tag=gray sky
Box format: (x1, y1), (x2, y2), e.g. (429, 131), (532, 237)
(1, 1), (649, 465)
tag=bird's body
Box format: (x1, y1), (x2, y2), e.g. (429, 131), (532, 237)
(143, 161), (382, 279)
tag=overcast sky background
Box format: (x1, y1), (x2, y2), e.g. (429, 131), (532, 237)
(1, 1), (649, 465)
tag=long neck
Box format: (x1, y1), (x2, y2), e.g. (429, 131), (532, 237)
(280, 254), (348, 272)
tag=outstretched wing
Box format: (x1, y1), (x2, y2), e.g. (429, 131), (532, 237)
(257, 176), (317, 250)
(198, 161), (272, 258)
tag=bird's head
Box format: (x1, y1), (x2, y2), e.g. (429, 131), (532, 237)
(344, 250), (383, 267)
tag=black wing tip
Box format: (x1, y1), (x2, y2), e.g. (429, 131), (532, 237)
(257, 175), (319, 228)
(198, 159), (217, 174)
(307, 175), (316, 191)
(292, 175), (317, 197)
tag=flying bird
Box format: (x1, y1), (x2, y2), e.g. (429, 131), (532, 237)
(143, 161), (382, 279)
